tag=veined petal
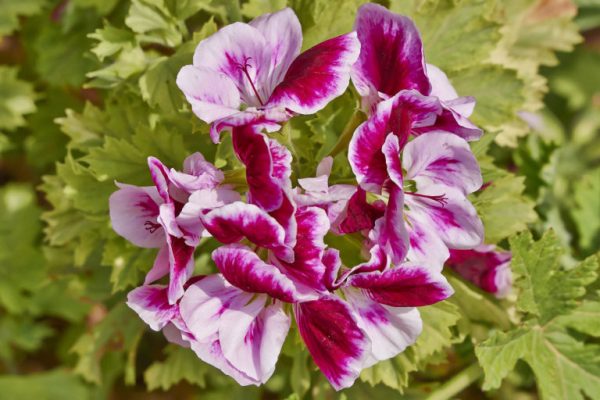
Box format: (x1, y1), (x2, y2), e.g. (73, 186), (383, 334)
(109, 183), (164, 248)
(294, 296), (370, 391)
(176, 65), (240, 124)
(179, 274), (250, 344)
(268, 189), (297, 250)
(406, 213), (449, 269)
(202, 202), (293, 262)
(332, 245), (390, 290)
(249, 7), (302, 96)
(189, 336), (260, 386)
(343, 288), (422, 368)
(405, 184), (484, 250)
(403, 132), (482, 195)
(211, 108), (287, 144)
(334, 188), (384, 234)
(382, 133), (403, 187)
(219, 296), (290, 383)
(127, 284), (178, 331)
(352, 3), (430, 110)
(193, 22), (271, 106)
(267, 32), (360, 115)
(213, 245), (301, 302)
(378, 183), (409, 265)
(348, 263), (454, 307)
(147, 156), (172, 203)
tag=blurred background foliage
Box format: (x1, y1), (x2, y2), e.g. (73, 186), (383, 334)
(0, 0), (598, 399)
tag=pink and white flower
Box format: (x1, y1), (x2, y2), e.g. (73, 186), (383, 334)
(177, 7), (360, 142)
(446, 245), (512, 298)
(109, 153), (239, 303)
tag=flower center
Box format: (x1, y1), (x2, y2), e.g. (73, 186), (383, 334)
(405, 191), (448, 207)
(235, 57), (265, 106)
(144, 221), (162, 233)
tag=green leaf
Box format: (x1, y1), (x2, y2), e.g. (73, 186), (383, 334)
(88, 23), (136, 61)
(241, 0), (287, 18)
(0, 370), (91, 400)
(476, 231), (600, 399)
(472, 174), (537, 243)
(144, 345), (209, 391)
(0, 0), (46, 36)
(0, 67), (37, 131)
(125, 0), (185, 47)
(390, 0), (501, 72)
(572, 168), (600, 252)
(510, 230), (598, 323)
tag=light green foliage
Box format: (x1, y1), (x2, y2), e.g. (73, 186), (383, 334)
(476, 231), (600, 399)
(572, 168), (600, 251)
(0, 67), (36, 131)
(144, 345), (210, 390)
(0, 370), (91, 400)
(242, 0), (288, 18)
(0, 0), (47, 36)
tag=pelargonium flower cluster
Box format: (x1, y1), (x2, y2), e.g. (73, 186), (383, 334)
(109, 4), (511, 390)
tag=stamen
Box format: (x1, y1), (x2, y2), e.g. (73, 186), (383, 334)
(235, 57), (264, 106)
(405, 191), (448, 207)
(144, 221), (161, 233)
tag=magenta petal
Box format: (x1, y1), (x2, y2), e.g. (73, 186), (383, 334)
(147, 157), (172, 203)
(348, 263), (454, 307)
(268, 189), (297, 250)
(276, 207), (330, 292)
(202, 202), (293, 262)
(166, 235), (196, 304)
(403, 133), (482, 195)
(127, 284), (179, 331)
(335, 188), (384, 234)
(447, 245), (512, 297)
(109, 183), (164, 248)
(343, 288), (422, 367)
(249, 8), (302, 96)
(294, 296), (369, 390)
(232, 124), (289, 212)
(267, 32), (360, 115)
(382, 133), (403, 187)
(352, 3), (430, 109)
(213, 245), (301, 302)
(219, 296), (290, 383)
(176, 65), (240, 124)
(378, 183), (409, 265)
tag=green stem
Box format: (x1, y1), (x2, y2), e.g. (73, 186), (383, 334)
(328, 109), (365, 158)
(425, 364), (483, 400)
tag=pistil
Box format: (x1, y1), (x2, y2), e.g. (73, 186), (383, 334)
(405, 191), (448, 207)
(236, 57), (265, 106)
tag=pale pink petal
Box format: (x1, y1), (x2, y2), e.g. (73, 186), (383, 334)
(403, 133), (482, 194)
(382, 133), (403, 187)
(351, 3), (430, 112)
(294, 296), (370, 391)
(210, 108), (288, 144)
(377, 184), (409, 265)
(145, 244), (170, 284)
(168, 152), (224, 193)
(249, 8), (302, 96)
(267, 32), (360, 115)
(426, 64), (458, 102)
(126, 285), (178, 331)
(348, 262), (454, 307)
(176, 65), (240, 123)
(193, 23), (271, 107)
(202, 202), (293, 262)
(213, 244), (301, 302)
(219, 296), (290, 383)
(406, 213), (449, 269)
(179, 275), (250, 344)
(343, 288), (422, 367)
(176, 187), (242, 246)
(405, 184), (484, 250)
(109, 183), (164, 248)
